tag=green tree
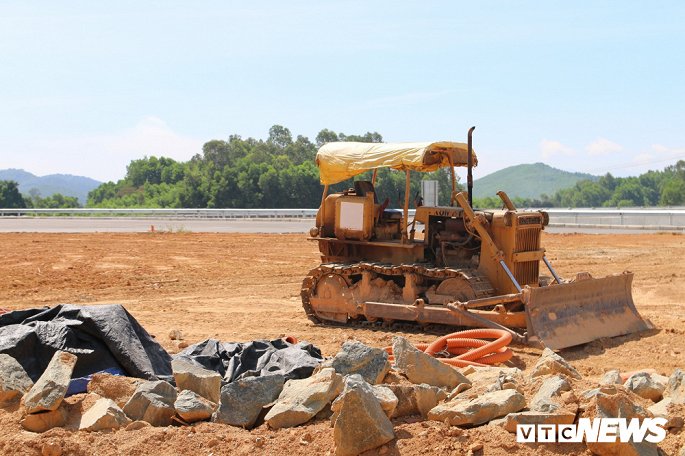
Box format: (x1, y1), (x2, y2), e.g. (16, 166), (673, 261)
(268, 125), (293, 149)
(27, 193), (81, 208)
(607, 179), (647, 207)
(597, 173), (617, 192)
(127, 156), (184, 186)
(315, 129), (339, 147)
(0, 180), (26, 208)
(660, 178), (685, 205)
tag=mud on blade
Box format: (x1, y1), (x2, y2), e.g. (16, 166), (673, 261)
(525, 272), (652, 350)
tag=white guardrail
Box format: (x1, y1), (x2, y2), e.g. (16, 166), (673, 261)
(0, 208), (317, 218)
(0, 207), (684, 230)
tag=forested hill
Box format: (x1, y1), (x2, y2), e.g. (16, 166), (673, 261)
(0, 169), (101, 205)
(473, 163), (596, 200)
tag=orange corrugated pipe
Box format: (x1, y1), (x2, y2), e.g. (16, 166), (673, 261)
(385, 328), (513, 368)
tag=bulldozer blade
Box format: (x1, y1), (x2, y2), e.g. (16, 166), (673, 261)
(524, 272), (652, 350)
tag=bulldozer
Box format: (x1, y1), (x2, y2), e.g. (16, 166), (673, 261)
(302, 127), (651, 349)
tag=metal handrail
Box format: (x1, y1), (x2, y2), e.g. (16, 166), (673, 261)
(0, 208), (683, 230)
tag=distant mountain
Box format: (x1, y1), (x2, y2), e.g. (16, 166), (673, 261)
(0, 169), (101, 205)
(473, 163), (597, 200)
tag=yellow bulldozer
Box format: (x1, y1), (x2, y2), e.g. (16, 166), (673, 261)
(302, 127), (651, 349)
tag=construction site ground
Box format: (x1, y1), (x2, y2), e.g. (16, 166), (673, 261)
(0, 231), (683, 455)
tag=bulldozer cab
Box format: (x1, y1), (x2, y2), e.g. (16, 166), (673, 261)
(313, 140), (475, 245)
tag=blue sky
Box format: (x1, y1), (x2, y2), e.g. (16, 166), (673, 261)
(1, 1), (684, 182)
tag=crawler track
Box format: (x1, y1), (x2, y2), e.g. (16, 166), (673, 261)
(301, 262), (496, 326)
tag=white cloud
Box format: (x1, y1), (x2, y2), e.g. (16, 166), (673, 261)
(650, 144), (685, 156)
(585, 138), (622, 156)
(624, 144), (685, 170)
(539, 139), (574, 159)
(4, 117), (204, 182)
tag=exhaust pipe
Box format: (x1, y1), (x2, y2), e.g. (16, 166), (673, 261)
(467, 126), (475, 207)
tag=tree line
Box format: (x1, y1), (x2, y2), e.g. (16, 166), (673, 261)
(0, 181), (80, 209)
(1, 125), (683, 209)
(86, 125), (452, 209)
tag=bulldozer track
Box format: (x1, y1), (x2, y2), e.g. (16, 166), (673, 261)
(301, 262), (496, 326)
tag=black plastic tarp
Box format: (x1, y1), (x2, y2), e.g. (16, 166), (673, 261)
(0, 304), (172, 382)
(174, 338), (323, 383)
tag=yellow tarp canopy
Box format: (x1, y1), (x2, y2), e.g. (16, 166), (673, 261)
(315, 141), (477, 185)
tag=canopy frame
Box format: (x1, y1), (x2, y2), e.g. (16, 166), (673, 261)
(315, 141), (478, 186)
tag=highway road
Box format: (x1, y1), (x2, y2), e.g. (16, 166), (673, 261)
(0, 217), (676, 234)
(0, 217), (316, 233)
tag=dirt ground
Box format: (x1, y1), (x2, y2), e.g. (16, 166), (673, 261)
(0, 231), (683, 455)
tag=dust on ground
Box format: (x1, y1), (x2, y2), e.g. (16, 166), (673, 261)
(0, 231), (683, 455)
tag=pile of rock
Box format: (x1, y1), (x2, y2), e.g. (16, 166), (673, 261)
(2, 351), (84, 433)
(598, 366), (685, 436)
(2, 339), (683, 456)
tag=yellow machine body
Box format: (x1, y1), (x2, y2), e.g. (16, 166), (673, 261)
(302, 136), (651, 349)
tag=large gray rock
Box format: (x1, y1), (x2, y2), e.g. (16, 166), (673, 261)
(530, 375), (572, 413)
(428, 389), (526, 426)
(20, 407), (68, 432)
(265, 367), (343, 429)
(392, 337), (470, 389)
(648, 397), (672, 419)
(530, 348), (581, 379)
(648, 397), (683, 430)
(326, 341), (391, 385)
(331, 375), (398, 422)
(582, 385), (657, 456)
(600, 369), (622, 385)
(372, 384), (398, 418)
(459, 366), (523, 399)
(386, 383), (447, 418)
(212, 374), (284, 429)
(624, 372), (665, 402)
(174, 389), (216, 423)
(332, 375), (394, 456)
(79, 397), (131, 431)
(465, 366), (522, 385)
(653, 373), (669, 389)
(171, 358), (221, 404)
(123, 380), (177, 426)
(664, 369), (685, 403)
(0, 354), (33, 406)
(23, 351), (78, 413)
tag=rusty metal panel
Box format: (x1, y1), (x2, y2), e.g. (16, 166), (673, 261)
(334, 194), (375, 241)
(362, 302), (527, 328)
(525, 273), (652, 350)
(515, 226), (540, 251)
(512, 225), (541, 286)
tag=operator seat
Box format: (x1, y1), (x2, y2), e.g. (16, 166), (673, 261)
(353, 180), (378, 203)
(354, 180), (402, 221)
